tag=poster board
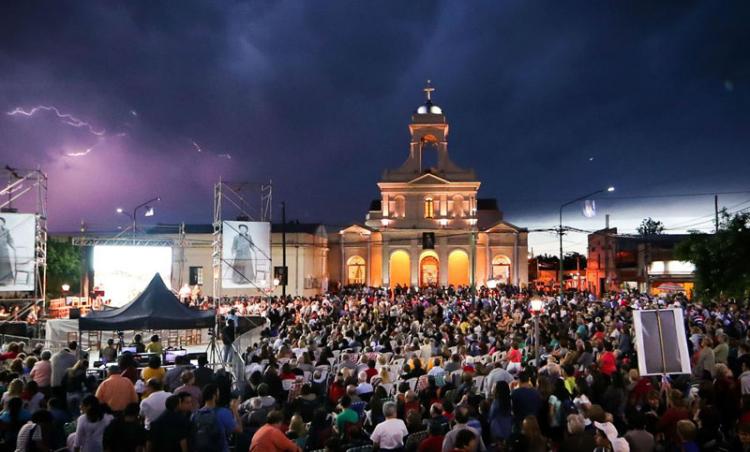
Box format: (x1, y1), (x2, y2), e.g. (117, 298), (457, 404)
(633, 308), (691, 376)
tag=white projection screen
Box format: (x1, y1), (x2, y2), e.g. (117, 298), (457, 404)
(93, 246), (173, 306)
(221, 221), (271, 289)
(0, 213), (36, 292)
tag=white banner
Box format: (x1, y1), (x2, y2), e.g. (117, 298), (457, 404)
(0, 213), (36, 292)
(221, 221), (271, 289)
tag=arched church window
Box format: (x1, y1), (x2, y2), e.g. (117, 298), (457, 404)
(492, 255), (511, 283)
(452, 195), (464, 217)
(347, 256), (366, 285)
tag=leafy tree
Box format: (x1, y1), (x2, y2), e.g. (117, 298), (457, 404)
(675, 210), (750, 299)
(46, 238), (82, 298)
(637, 217), (665, 236)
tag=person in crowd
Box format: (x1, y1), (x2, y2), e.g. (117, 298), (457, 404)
(560, 413), (597, 452)
(173, 370), (202, 412)
(73, 395), (114, 452)
(449, 429), (478, 452)
(164, 355), (193, 392)
(249, 409), (301, 451)
(29, 349), (52, 392)
(193, 354), (214, 388)
(441, 406), (486, 452)
(510, 371), (542, 428)
(139, 378), (171, 430)
(100, 339), (117, 364)
(141, 355), (166, 384)
(190, 383), (241, 452)
(50, 341), (77, 397)
(15, 408), (53, 451)
(370, 401), (409, 450)
(64, 358), (90, 415)
(147, 394), (190, 452)
(95, 364), (138, 414)
(131, 334), (146, 353)
(0, 396), (30, 449)
(102, 402), (147, 452)
(145, 335), (163, 354)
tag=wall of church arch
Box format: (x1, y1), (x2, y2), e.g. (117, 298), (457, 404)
(447, 249), (470, 287)
(389, 249), (411, 288)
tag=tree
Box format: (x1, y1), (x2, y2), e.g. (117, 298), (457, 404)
(46, 238), (82, 298)
(637, 217), (665, 236)
(675, 210), (750, 299)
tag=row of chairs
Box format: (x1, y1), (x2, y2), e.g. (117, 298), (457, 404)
(66, 329), (204, 351)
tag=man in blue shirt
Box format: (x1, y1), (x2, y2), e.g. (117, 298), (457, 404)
(510, 371), (542, 430)
(191, 384), (242, 452)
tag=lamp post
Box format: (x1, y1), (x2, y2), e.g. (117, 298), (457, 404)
(529, 297), (545, 368)
(558, 187), (614, 301)
(117, 196), (160, 239)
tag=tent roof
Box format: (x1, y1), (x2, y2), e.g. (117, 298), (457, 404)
(79, 274), (215, 331)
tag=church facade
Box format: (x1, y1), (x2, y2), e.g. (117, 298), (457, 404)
(328, 84), (528, 289)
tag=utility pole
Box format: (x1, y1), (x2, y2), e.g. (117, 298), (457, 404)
(281, 201), (287, 298)
(714, 194), (719, 232)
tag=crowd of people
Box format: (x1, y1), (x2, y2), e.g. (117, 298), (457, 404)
(0, 284), (749, 452)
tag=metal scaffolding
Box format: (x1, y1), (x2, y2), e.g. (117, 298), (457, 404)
(0, 167), (48, 307)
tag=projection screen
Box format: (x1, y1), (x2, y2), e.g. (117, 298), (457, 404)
(93, 245), (173, 306)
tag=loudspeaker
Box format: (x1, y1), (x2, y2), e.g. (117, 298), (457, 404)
(422, 232), (435, 250)
(69, 308), (81, 319)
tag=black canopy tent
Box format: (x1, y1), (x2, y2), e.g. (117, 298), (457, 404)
(79, 273), (215, 331)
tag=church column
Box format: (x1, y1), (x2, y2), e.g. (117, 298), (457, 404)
(366, 238), (371, 287)
(438, 235), (448, 286)
(410, 238), (419, 287)
(382, 194), (389, 217)
(339, 234), (346, 286)
(486, 235), (491, 282)
(513, 232), (520, 286)
(382, 237), (389, 287)
(440, 194), (447, 217)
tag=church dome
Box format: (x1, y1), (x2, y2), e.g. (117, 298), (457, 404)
(416, 100), (442, 115)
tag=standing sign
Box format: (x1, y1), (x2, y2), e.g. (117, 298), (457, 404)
(633, 308), (691, 376)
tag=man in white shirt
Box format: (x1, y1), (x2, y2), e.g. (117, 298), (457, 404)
(140, 379), (172, 430)
(370, 401), (408, 451)
(484, 361), (513, 397)
(428, 358), (445, 376)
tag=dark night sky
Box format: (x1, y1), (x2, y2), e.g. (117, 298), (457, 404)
(1, 1), (748, 253)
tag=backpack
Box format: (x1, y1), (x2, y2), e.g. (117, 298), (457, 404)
(191, 408), (222, 452)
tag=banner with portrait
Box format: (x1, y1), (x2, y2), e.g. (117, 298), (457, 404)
(0, 213), (36, 292)
(221, 221), (271, 289)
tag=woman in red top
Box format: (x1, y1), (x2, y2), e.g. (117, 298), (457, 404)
(599, 342), (617, 376)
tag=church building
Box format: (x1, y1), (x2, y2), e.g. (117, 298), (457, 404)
(328, 83), (528, 289)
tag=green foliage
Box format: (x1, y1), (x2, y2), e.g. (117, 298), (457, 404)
(675, 210), (750, 299)
(637, 217), (665, 236)
(47, 238), (81, 297)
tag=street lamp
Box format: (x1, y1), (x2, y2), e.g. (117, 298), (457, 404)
(558, 186), (614, 301)
(116, 197), (160, 238)
(529, 297), (545, 368)
(61, 283), (70, 293)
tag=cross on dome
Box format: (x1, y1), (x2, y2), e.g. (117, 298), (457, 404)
(423, 80), (435, 101)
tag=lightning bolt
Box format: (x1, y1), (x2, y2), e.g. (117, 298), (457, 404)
(190, 139), (233, 160)
(7, 105), (106, 136)
(218, 153), (232, 159)
(192, 140), (203, 153)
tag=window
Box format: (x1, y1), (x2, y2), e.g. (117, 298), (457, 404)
(347, 256), (366, 285)
(189, 266), (204, 285)
(424, 197), (434, 218)
(491, 255), (511, 283)
(452, 195), (464, 217)
(394, 196), (406, 217)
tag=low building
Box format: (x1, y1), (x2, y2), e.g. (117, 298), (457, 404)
(586, 228), (695, 297)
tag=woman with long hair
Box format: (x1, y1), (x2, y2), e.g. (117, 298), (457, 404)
(0, 396), (31, 449)
(0, 378), (23, 408)
(518, 415), (548, 452)
(490, 380), (512, 443)
(305, 408), (333, 451)
(73, 395), (113, 452)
